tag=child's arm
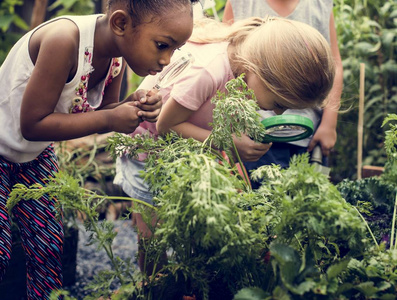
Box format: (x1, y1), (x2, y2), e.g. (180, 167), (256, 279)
(222, 0), (234, 24)
(307, 12), (343, 156)
(157, 98), (270, 162)
(21, 29), (158, 141)
(157, 97), (211, 141)
(96, 60), (162, 123)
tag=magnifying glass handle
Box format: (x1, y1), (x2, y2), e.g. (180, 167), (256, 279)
(153, 52), (194, 90)
(262, 136), (273, 143)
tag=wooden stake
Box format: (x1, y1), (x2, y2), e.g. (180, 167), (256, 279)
(30, 0), (48, 29)
(357, 63), (365, 179)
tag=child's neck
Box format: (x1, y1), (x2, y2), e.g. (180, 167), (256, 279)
(93, 15), (118, 60)
(266, 0), (300, 17)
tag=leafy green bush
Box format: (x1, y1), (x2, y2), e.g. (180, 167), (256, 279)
(0, 0), (28, 64)
(7, 77), (397, 299)
(331, 0), (397, 181)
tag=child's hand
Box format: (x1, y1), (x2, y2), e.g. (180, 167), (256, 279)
(233, 133), (271, 162)
(109, 102), (142, 133)
(307, 123), (337, 156)
(131, 89), (163, 123)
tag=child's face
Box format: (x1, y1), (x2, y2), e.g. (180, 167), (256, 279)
(246, 72), (286, 115)
(121, 7), (194, 77)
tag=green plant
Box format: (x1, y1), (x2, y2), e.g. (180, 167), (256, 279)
(55, 139), (115, 190)
(106, 77), (377, 299)
(331, 0), (397, 181)
(382, 113), (397, 181)
(337, 114), (397, 246)
(0, 0), (28, 64)
(7, 78), (397, 299)
(7, 171), (154, 299)
(235, 112), (397, 299)
(0, 0), (28, 32)
(48, 0), (95, 16)
(1, 0), (98, 65)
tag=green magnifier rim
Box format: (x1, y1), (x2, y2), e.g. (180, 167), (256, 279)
(261, 114), (314, 143)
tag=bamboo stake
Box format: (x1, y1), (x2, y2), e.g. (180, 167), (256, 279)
(357, 63), (365, 180)
(30, 0), (48, 29)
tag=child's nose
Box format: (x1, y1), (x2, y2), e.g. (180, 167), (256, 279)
(159, 54), (171, 67)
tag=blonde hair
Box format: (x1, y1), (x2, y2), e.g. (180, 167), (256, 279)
(190, 17), (335, 109)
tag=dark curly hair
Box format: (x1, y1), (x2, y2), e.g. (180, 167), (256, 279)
(107, 0), (200, 26)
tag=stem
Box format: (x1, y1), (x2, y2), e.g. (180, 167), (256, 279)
(231, 141), (251, 190)
(77, 141), (98, 174)
(391, 192), (397, 249)
(353, 206), (379, 249)
(101, 196), (157, 211)
(203, 136), (231, 162)
(83, 189), (157, 211)
(294, 233), (304, 252)
(86, 212), (125, 285)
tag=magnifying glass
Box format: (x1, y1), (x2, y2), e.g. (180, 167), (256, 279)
(153, 52), (194, 90)
(261, 114), (314, 143)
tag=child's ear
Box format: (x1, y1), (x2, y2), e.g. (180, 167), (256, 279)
(109, 10), (129, 36)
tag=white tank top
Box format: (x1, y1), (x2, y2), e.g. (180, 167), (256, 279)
(229, 0), (332, 42)
(0, 14), (122, 162)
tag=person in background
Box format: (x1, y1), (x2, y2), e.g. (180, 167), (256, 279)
(0, 0), (199, 298)
(114, 15), (335, 273)
(223, 0), (343, 188)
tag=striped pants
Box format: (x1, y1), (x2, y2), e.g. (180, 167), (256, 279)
(0, 145), (63, 299)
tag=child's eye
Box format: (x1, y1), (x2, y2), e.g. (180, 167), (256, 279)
(156, 42), (169, 50)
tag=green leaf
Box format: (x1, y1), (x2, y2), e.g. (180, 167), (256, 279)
(376, 281), (392, 292)
(368, 84), (382, 94)
(270, 243), (301, 284)
(293, 281), (316, 295)
(380, 2), (392, 15)
(379, 294), (397, 300)
(366, 111), (386, 128)
(381, 31), (396, 47)
(272, 286), (291, 300)
(365, 20), (382, 29)
(382, 60), (397, 74)
(327, 259), (351, 279)
(12, 14), (29, 30)
(0, 14), (13, 31)
(355, 41), (381, 54)
(390, 9), (397, 18)
(49, 0), (78, 11)
(233, 287), (268, 300)
(364, 96), (383, 114)
(355, 281), (379, 296)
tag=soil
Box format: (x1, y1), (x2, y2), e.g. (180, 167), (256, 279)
(65, 219), (139, 299)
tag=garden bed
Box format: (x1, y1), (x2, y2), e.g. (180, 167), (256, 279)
(65, 220), (138, 299)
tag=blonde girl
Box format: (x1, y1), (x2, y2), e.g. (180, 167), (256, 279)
(223, 0), (343, 188)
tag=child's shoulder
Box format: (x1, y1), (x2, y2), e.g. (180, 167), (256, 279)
(31, 15), (100, 49)
(28, 17), (83, 69)
(32, 17), (80, 49)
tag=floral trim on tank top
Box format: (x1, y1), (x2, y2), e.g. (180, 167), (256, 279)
(69, 47), (122, 113)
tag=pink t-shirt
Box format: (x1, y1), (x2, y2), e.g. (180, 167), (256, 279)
(134, 41), (234, 139)
(114, 41), (234, 192)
